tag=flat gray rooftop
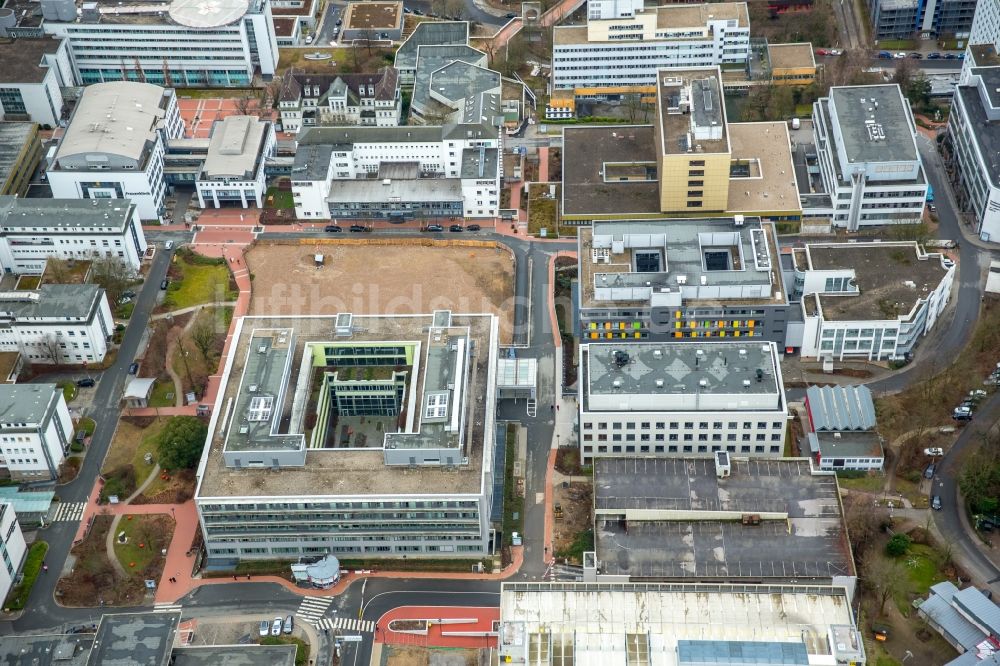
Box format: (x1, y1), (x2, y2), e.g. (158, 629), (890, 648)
(828, 85), (917, 164)
(86, 612), (180, 666)
(0, 634), (93, 666)
(0, 383), (59, 425)
(461, 147), (498, 179)
(809, 431), (883, 460)
(0, 283), (102, 319)
(594, 458), (852, 579)
(585, 342), (779, 398)
(562, 126), (660, 217)
(326, 177), (462, 203)
(394, 21), (469, 71)
(0, 196), (133, 231)
(171, 646), (297, 666)
(958, 84), (1000, 189)
(292, 144), (333, 181)
(0, 37), (63, 84)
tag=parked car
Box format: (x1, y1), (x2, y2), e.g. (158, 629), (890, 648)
(893, 52), (907, 59)
(924, 447), (944, 457)
(349, 224), (369, 232)
(953, 406), (973, 421)
(449, 224), (464, 232)
(128, 362), (139, 375)
(323, 225), (342, 232)
(122, 290), (136, 298)
(928, 203), (936, 213)
(931, 495), (942, 510)
(160, 279), (169, 290)
(271, 618), (282, 636)
(466, 224), (481, 231)
(924, 463), (936, 479)
(424, 224), (444, 232)
(878, 51), (892, 59)
(908, 52), (923, 59)
(283, 615), (294, 634)
(828, 48), (843, 56)
(944, 53), (959, 59)
(165, 241), (174, 250)
(815, 48), (830, 56)
(335, 17), (342, 25)
(76, 377), (96, 388)
(505, 11), (516, 18)
(958, 52), (965, 59)
(259, 620), (270, 637)
(927, 52), (942, 59)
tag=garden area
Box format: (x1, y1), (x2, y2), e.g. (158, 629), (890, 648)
(55, 514), (172, 607)
(527, 183), (559, 237)
(161, 249), (238, 311)
(264, 185), (294, 209)
(260, 636), (310, 666)
(3, 541), (48, 612)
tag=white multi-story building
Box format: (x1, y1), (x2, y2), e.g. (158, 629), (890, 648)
(0, 285), (115, 366)
(578, 341), (788, 463)
(47, 82), (183, 222)
(195, 311), (500, 562)
(277, 68), (402, 133)
(0, 383), (73, 481)
(812, 84), (928, 231)
(0, 502), (27, 602)
(948, 65), (1000, 242)
(791, 242), (955, 361)
(588, 0), (643, 20)
(292, 123), (501, 220)
(968, 0), (1000, 48)
(41, 0), (279, 87)
(196, 115), (276, 209)
(552, 2), (750, 90)
(0, 37), (74, 128)
(0, 197), (147, 274)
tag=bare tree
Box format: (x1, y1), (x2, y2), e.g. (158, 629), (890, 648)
(842, 494), (887, 564)
(189, 311), (218, 362)
(234, 93), (256, 116)
(622, 93), (653, 123)
(863, 556), (907, 615)
(44, 257), (73, 283)
(892, 57), (918, 92)
(90, 256), (135, 306)
(39, 333), (65, 366)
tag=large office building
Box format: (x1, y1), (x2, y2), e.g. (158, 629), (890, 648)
(0, 502), (26, 603)
(195, 115), (276, 209)
(409, 46), (500, 126)
(561, 67), (802, 224)
(393, 21), (469, 85)
(812, 84), (928, 231)
(577, 217), (788, 344)
(0, 122), (43, 198)
(0, 37), (73, 128)
(868, 0), (975, 40)
(0, 284), (115, 366)
(499, 581), (865, 665)
(0, 383), (73, 481)
(0, 197), (147, 274)
(194, 311), (500, 563)
(578, 341), (788, 462)
(47, 82), (184, 222)
(277, 68), (402, 133)
(790, 242), (955, 361)
(590, 456), (855, 586)
(291, 124), (501, 221)
(948, 63), (1000, 242)
(552, 3), (750, 90)
(41, 0), (279, 87)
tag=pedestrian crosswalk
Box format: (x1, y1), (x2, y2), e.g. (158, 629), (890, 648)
(153, 603), (183, 613)
(51, 502), (86, 522)
(316, 616), (376, 633)
(295, 596), (334, 624)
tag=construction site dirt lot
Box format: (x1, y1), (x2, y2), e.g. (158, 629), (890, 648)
(245, 242), (515, 342)
(553, 478), (593, 558)
(385, 646), (486, 666)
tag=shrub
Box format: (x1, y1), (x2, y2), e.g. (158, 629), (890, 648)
(886, 533), (912, 557)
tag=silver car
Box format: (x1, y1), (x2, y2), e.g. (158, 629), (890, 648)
(271, 617), (282, 636)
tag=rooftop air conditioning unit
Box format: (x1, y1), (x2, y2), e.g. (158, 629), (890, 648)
(258, 345), (268, 354)
(248, 385), (258, 393)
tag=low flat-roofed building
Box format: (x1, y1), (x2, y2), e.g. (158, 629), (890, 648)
(791, 241), (954, 361)
(0, 37), (73, 127)
(577, 217), (788, 344)
(171, 645), (297, 666)
(341, 0), (403, 41)
(0, 196), (147, 274)
(919, 581), (1000, 661)
(0, 121), (42, 197)
(410, 45), (500, 126)
(86, 612), (180, 666)
(579, 341), (788, 462)
(766, 42), (817, 86)
(195, 311), (499, 562)
(726, 122), (802, 220)
(0, 633), (94, 666)
(812, 84), (927, 231)
(393, 21), (469, 85)
(498, 581), (865, 665)
(804, 384), (883, 470)
(593, 456), (855, 584)
(196, 115), (276, 209)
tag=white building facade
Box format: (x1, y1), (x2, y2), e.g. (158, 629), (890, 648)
(0, 502), (27, 603)
(195, 116), (276, 209)
(552, 3), (750, 90)
(0, 197), (147, 274)
(813, 84), (928, 231)
(0, 285), (115, 366)
(0, 384), (73, 481)
(948, 66), (1000, 242)
(42, 0), (279, 87)
(578, 341), (788, 463)
(0, 37), (75, 128)
(47, 82), (184, 222)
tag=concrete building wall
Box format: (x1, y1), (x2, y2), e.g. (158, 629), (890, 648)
(0, 503), (26, 603)
(659, 152), (731, 213)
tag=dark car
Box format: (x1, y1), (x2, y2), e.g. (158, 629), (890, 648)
(349, 224), (369, 232)
(335, 17), (342, 25)
(908, 52), (922, 59)
(128, 362), (139, 375)
(387, 214), (406, 224)
(449, 224), (464, 232)
(878, 50), (892, 59)
(323, 225), (342, 232)
(122, 290), (137, 298)
(505, 11), (516, 18)
(924, 463), (935, 479)
(160, 279), (169, 290)
(466, 224), (481, 231)
(76, 377), (96, 388)
(931, 495), (942, 510)
(927, 52), (942, 59)
(944, 53), (958, 59)
(424, 224), (444, 232)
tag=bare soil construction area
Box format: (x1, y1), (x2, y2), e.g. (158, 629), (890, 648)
(246, 241), (515, 342)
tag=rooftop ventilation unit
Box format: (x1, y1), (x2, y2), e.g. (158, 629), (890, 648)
(655, 379), (664, 387)
(257, 345), (268, 354)
(715, 450), (731, 478)
(653, 349), (662, 358)
(248, 384), (258, 393)
(734, 214), (745, 226)
(699, 379), (708, 387)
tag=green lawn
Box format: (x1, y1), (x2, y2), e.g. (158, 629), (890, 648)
(113, 515), (172, 573)
(4, 541), (48, 611)
(147, 381), (176, 408)
(877, 39), (916, 49)
(264, 187), (294, 209)
(101, 418), (167, 500)
(836, 472), (885, 494)
(164, 252), (236, 310)
(115, 301), (135, 319)
(57, 381), (77, 403)
(260, 636), (309, 666)
(78, 417), (96, 436)
(891, 544), (943, 614)
(15, 275), (40, 290)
